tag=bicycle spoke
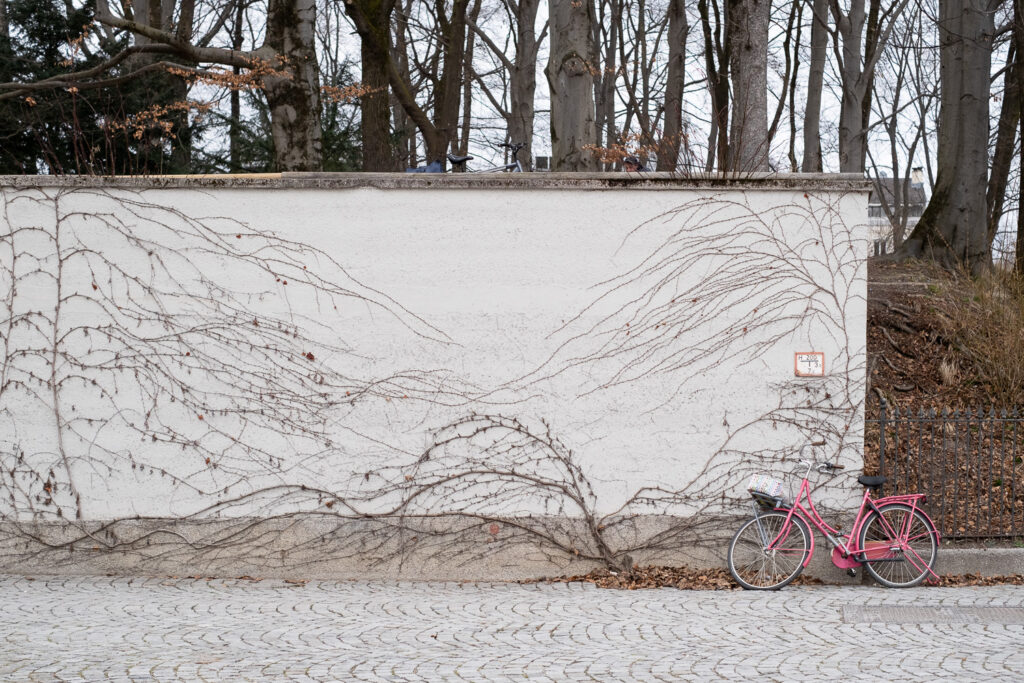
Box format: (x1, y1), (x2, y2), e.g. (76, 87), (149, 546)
(860, 504), (937, 588)
(728, 511), (809, 590)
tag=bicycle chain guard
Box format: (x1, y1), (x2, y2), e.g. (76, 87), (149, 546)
(830, 546), (862, 569)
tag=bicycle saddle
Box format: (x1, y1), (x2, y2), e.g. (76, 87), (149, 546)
(447, 154), (473, 164)
(858, 475), (887, 489)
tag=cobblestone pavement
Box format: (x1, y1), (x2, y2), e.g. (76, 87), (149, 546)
(2, 576), (1023, 682)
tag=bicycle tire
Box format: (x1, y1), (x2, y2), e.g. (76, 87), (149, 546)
(858, 503), (938, 588)
(727, 510), (811, 590)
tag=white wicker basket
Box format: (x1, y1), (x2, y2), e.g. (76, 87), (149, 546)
(747, 474), (787, 505)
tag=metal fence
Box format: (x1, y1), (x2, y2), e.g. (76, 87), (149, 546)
(865, 403), (1024, 539)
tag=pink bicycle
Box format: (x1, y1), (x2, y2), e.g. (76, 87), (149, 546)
(727, 441), (941, 590)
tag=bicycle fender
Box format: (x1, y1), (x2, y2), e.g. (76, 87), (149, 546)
(872, 497), (942, 546)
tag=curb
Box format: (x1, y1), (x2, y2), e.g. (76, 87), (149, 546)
(934, 547), (1024, 576)
(800, 546), (1024, 583)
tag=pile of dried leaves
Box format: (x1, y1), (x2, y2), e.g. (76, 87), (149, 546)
(529, 565), (821, 590)
(530, 565), (1024, 590)
(931, 572), (1024, 587)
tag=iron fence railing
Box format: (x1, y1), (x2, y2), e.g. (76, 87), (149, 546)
(865, 403), (1024, 539)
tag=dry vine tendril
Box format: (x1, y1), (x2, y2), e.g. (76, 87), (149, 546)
(0, 187), (865, 576)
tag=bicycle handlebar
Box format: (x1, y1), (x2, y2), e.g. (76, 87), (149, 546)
(797, 459), (845, 475)
(796, 439), (844, 476)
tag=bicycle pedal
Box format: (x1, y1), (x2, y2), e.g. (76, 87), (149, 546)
(846, 568), (857, 577)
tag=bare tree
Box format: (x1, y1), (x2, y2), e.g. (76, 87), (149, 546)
(616, 0), (662, 164)
(457, 0), (483, 158)
(768, 0), (803, 162)
(898, 0), (999, 272)
(347, 0), (471, 166)
(391, 0), (418, 168)
(987, 20), (1021, 244)
(699, 0), (730, 170)
(1016, 0), (1024, 275)
(546, 0), (598, 171)
(228, 2), (245, 171)
(343, 0), (397, 171)
(659, 0), (690, 171)
(593, 0), (622, 170)
(468, 0), (547, 169)
(726, 0), (771, 171)
(41, 0), (325, 171)
(865, 0), (934, 247)
(831, 0), (913, 173)
(802, 0), (827, 171)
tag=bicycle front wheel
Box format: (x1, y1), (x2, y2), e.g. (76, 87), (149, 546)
(727, 510), (810, 590)
(859, 503), (938, 588)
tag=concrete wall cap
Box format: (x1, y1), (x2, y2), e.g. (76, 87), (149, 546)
(0, 172), (873, 193)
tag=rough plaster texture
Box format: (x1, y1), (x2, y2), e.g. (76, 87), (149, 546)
(0, 174), (869, 577)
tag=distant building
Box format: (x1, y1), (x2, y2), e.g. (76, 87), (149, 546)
(868, 168), (927, 255)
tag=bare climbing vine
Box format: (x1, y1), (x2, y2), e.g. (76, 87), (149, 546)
(0, 184), (866, 576)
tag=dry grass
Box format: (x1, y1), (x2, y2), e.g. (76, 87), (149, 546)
(865, 263), (1024, 539)
(868, 260), (1024, 409)
(940, 268), (1024, 406)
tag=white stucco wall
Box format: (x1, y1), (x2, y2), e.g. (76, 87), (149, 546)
(0, 174), (868, 526)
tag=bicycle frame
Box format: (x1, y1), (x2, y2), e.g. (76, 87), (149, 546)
(756, 460), (941, 580)
(467, 159), (522, 173)
(452, 143), (525, 173)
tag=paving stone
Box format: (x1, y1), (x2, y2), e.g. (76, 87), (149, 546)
(1, 576), (1023, 681)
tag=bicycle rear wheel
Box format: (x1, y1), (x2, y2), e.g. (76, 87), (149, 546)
(859, 503), (938, 588)
(727, 510), (810, 590)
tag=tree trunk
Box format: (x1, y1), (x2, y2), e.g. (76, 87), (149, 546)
(836, 0), (908, 173)
(229, 2), (243, 171)
(1017, 0), (1024, 275)
(768, 0), (800, 150)
(0, 0), (9, 42)
(168, 75), (192, 172)
(1017, 177), (1024, 274)
(1017, 143), (1024, 272)
(355, 0), (395, 172)
(391, 0), (415, 168)
(801, 0), (826, 172)
(658, 0), (688, 171)
(434, 0), (470, 160)
(699, 0), (729, 171)
(263, 0), (322, 172)
(835, 0), (868, 173)
(593, 0), (619, 170)
(987, 40), (1020, 244)
(511, 0), (541, 169)
(349, 0), (456, 167)
(91, 0), (322, 171)
(898, 0), (994, 273)
(457, 0), (481, 157)
(169, 0), (194, 172)
(546, 0), (598, 171)
(859, 0), (881, 147)
(786, 0), (802, 171)
(726, 0), (770, 172)
(127, 0), (190, 173)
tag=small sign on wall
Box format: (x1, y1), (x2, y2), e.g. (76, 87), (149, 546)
(794, 352), (825, 377)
